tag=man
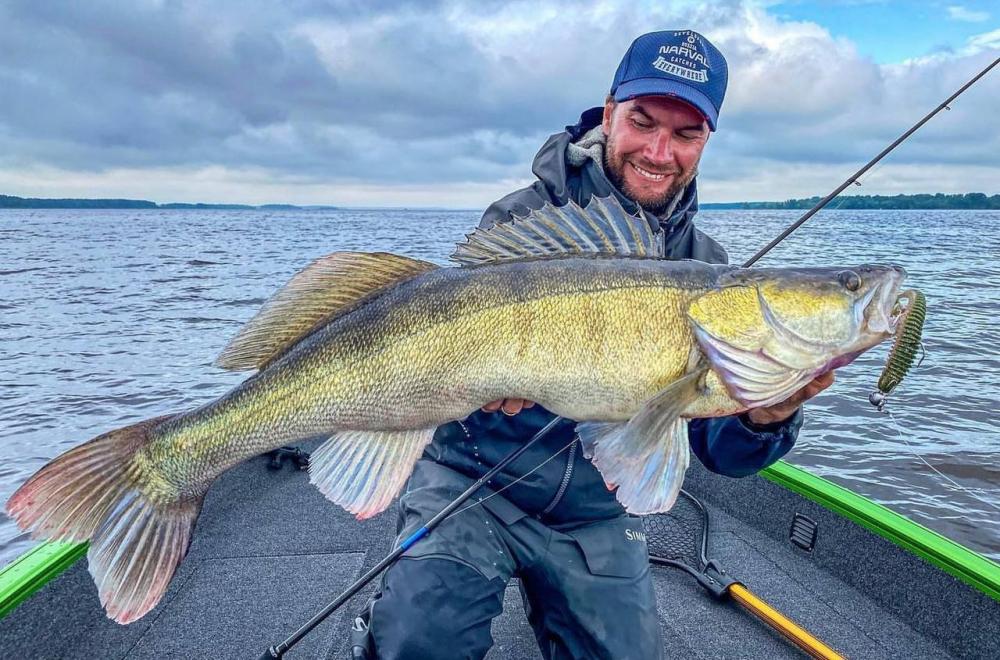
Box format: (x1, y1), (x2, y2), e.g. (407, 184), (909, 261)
(356, 30), (833, 659)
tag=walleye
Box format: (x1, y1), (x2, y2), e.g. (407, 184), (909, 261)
(6, 196), (914, 624)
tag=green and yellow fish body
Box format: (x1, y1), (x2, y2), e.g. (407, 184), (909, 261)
(6, 196), (914, 623)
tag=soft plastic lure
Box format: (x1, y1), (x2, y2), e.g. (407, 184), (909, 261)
(870, 289), (926, 411)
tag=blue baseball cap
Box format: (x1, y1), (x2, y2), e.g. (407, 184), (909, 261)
(610, 30), (728, 131)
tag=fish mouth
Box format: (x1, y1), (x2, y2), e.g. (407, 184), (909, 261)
(862, 266), (907, 337)
(888, 288), (922, 334)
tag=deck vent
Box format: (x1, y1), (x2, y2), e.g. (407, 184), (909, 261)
(789, 513), (818, 552)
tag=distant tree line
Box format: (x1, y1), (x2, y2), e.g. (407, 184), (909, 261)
(0, 195), (336, 210)
(3, 191), (997, 211)
(0, 194), (158, 209)
(703, 193), (1000, 210)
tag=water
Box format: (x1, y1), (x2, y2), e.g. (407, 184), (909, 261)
(1, 208), (998, 568)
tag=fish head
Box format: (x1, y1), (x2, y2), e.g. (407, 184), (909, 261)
(688, 264), (908, 408)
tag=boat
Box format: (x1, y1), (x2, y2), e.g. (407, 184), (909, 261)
(1, 437), (997, 659)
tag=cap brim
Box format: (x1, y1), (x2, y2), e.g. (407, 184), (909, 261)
(613, 78), (718, 131)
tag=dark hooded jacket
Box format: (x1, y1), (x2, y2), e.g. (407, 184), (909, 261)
(424, 108), (802, 524)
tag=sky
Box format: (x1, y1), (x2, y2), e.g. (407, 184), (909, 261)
(0, 0), (998, 207)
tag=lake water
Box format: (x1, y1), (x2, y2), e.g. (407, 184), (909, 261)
(1, 207), (998, 569)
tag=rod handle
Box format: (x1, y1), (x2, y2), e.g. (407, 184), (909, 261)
(728, 583), (844, 660)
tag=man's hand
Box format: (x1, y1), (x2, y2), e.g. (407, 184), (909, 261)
(744, 371), (835, 426)
(482, 398), (536, 416)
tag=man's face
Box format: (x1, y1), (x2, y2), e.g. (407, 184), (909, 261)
(602, 95), (710, 215)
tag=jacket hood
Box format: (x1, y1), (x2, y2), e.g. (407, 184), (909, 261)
(529, 107), (700, 233)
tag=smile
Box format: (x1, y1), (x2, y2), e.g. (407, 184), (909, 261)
(630, 162), (672, 182)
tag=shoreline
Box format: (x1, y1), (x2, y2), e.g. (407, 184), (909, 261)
(4, 193), (1000, 211)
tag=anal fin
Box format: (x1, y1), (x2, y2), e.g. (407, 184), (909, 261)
(309, 428), (436, 520)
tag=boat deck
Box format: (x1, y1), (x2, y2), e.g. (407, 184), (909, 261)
(2, 439), (997, 659)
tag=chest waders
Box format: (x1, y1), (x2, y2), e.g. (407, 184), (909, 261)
(258, 416), (563, 659)
(257, 55), (998, 660)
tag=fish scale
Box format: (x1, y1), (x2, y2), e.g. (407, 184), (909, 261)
(5, 195), (913, 624)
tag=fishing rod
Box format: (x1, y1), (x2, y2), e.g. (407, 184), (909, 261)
(642, 55), (998, 657)
(742, 54), (999, 269)
(259, 55), (998, 660)
(739, 55), (996, 407)
(257, 415), (563, 659)
(450, 54), (999, 659)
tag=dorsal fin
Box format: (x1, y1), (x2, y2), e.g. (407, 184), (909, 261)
(450, 195), (663, 266)
(215, 252), (438, 371)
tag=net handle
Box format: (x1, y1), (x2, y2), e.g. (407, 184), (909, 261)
(729, 583), (844, 660)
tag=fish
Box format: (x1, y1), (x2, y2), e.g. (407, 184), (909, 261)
(5, 195), (915, 624)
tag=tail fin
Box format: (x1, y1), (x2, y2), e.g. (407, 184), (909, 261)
(5, 415), (204, 624)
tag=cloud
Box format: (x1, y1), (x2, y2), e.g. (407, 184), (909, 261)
(0, 0), (997, 205)
(947, 5), (990, 22)
(0, 162), (529, 208)
(968, 27), (1000, 50)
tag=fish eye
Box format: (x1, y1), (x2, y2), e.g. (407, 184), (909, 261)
(838, 270), (861, 292)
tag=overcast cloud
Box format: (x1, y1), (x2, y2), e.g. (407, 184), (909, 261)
(0, 0), (997, 205)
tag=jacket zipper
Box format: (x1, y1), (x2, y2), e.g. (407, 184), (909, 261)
(541, 437), (578, 515)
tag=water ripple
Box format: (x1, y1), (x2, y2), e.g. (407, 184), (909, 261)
(1, 207), (997, 567)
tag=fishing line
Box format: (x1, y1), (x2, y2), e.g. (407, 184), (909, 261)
(423, 54), (1000, 658)
(263, 55), (999, 660)
(258, 416), (562, 659)
(820, 156), (891, 210)
(742, 55), (999, 268)
(737, 58), (999, 520)
(883, 407), (1000, 513)
(824, 156), (890, 211)
(445, 436), (579, 521)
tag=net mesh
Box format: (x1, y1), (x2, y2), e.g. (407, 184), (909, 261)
(642, 492), (705, 569)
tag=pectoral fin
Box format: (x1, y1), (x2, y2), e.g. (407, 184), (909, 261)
(577, 368), (705, 514)
(216, 252), (438, 371)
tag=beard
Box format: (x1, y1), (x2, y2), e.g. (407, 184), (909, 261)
(603, 133), (697, 216)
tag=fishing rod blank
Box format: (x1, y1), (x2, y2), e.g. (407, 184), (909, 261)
(257, 415), (563, 660)
(742, 55), (1000, 268)
(258, 53), (1000, 660)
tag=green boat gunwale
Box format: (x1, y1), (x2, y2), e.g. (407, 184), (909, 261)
(0, 539), (87, 619)
(760, 461), (1000, 602)
(1, 459), (998, 621)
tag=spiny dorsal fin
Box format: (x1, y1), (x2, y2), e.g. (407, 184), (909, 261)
(215, 252), (438, 371)
(451, 195), (663, 266)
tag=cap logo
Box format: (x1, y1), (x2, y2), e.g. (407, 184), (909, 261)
(611, 30), (726, 128)
(651, 34), (709, 83)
